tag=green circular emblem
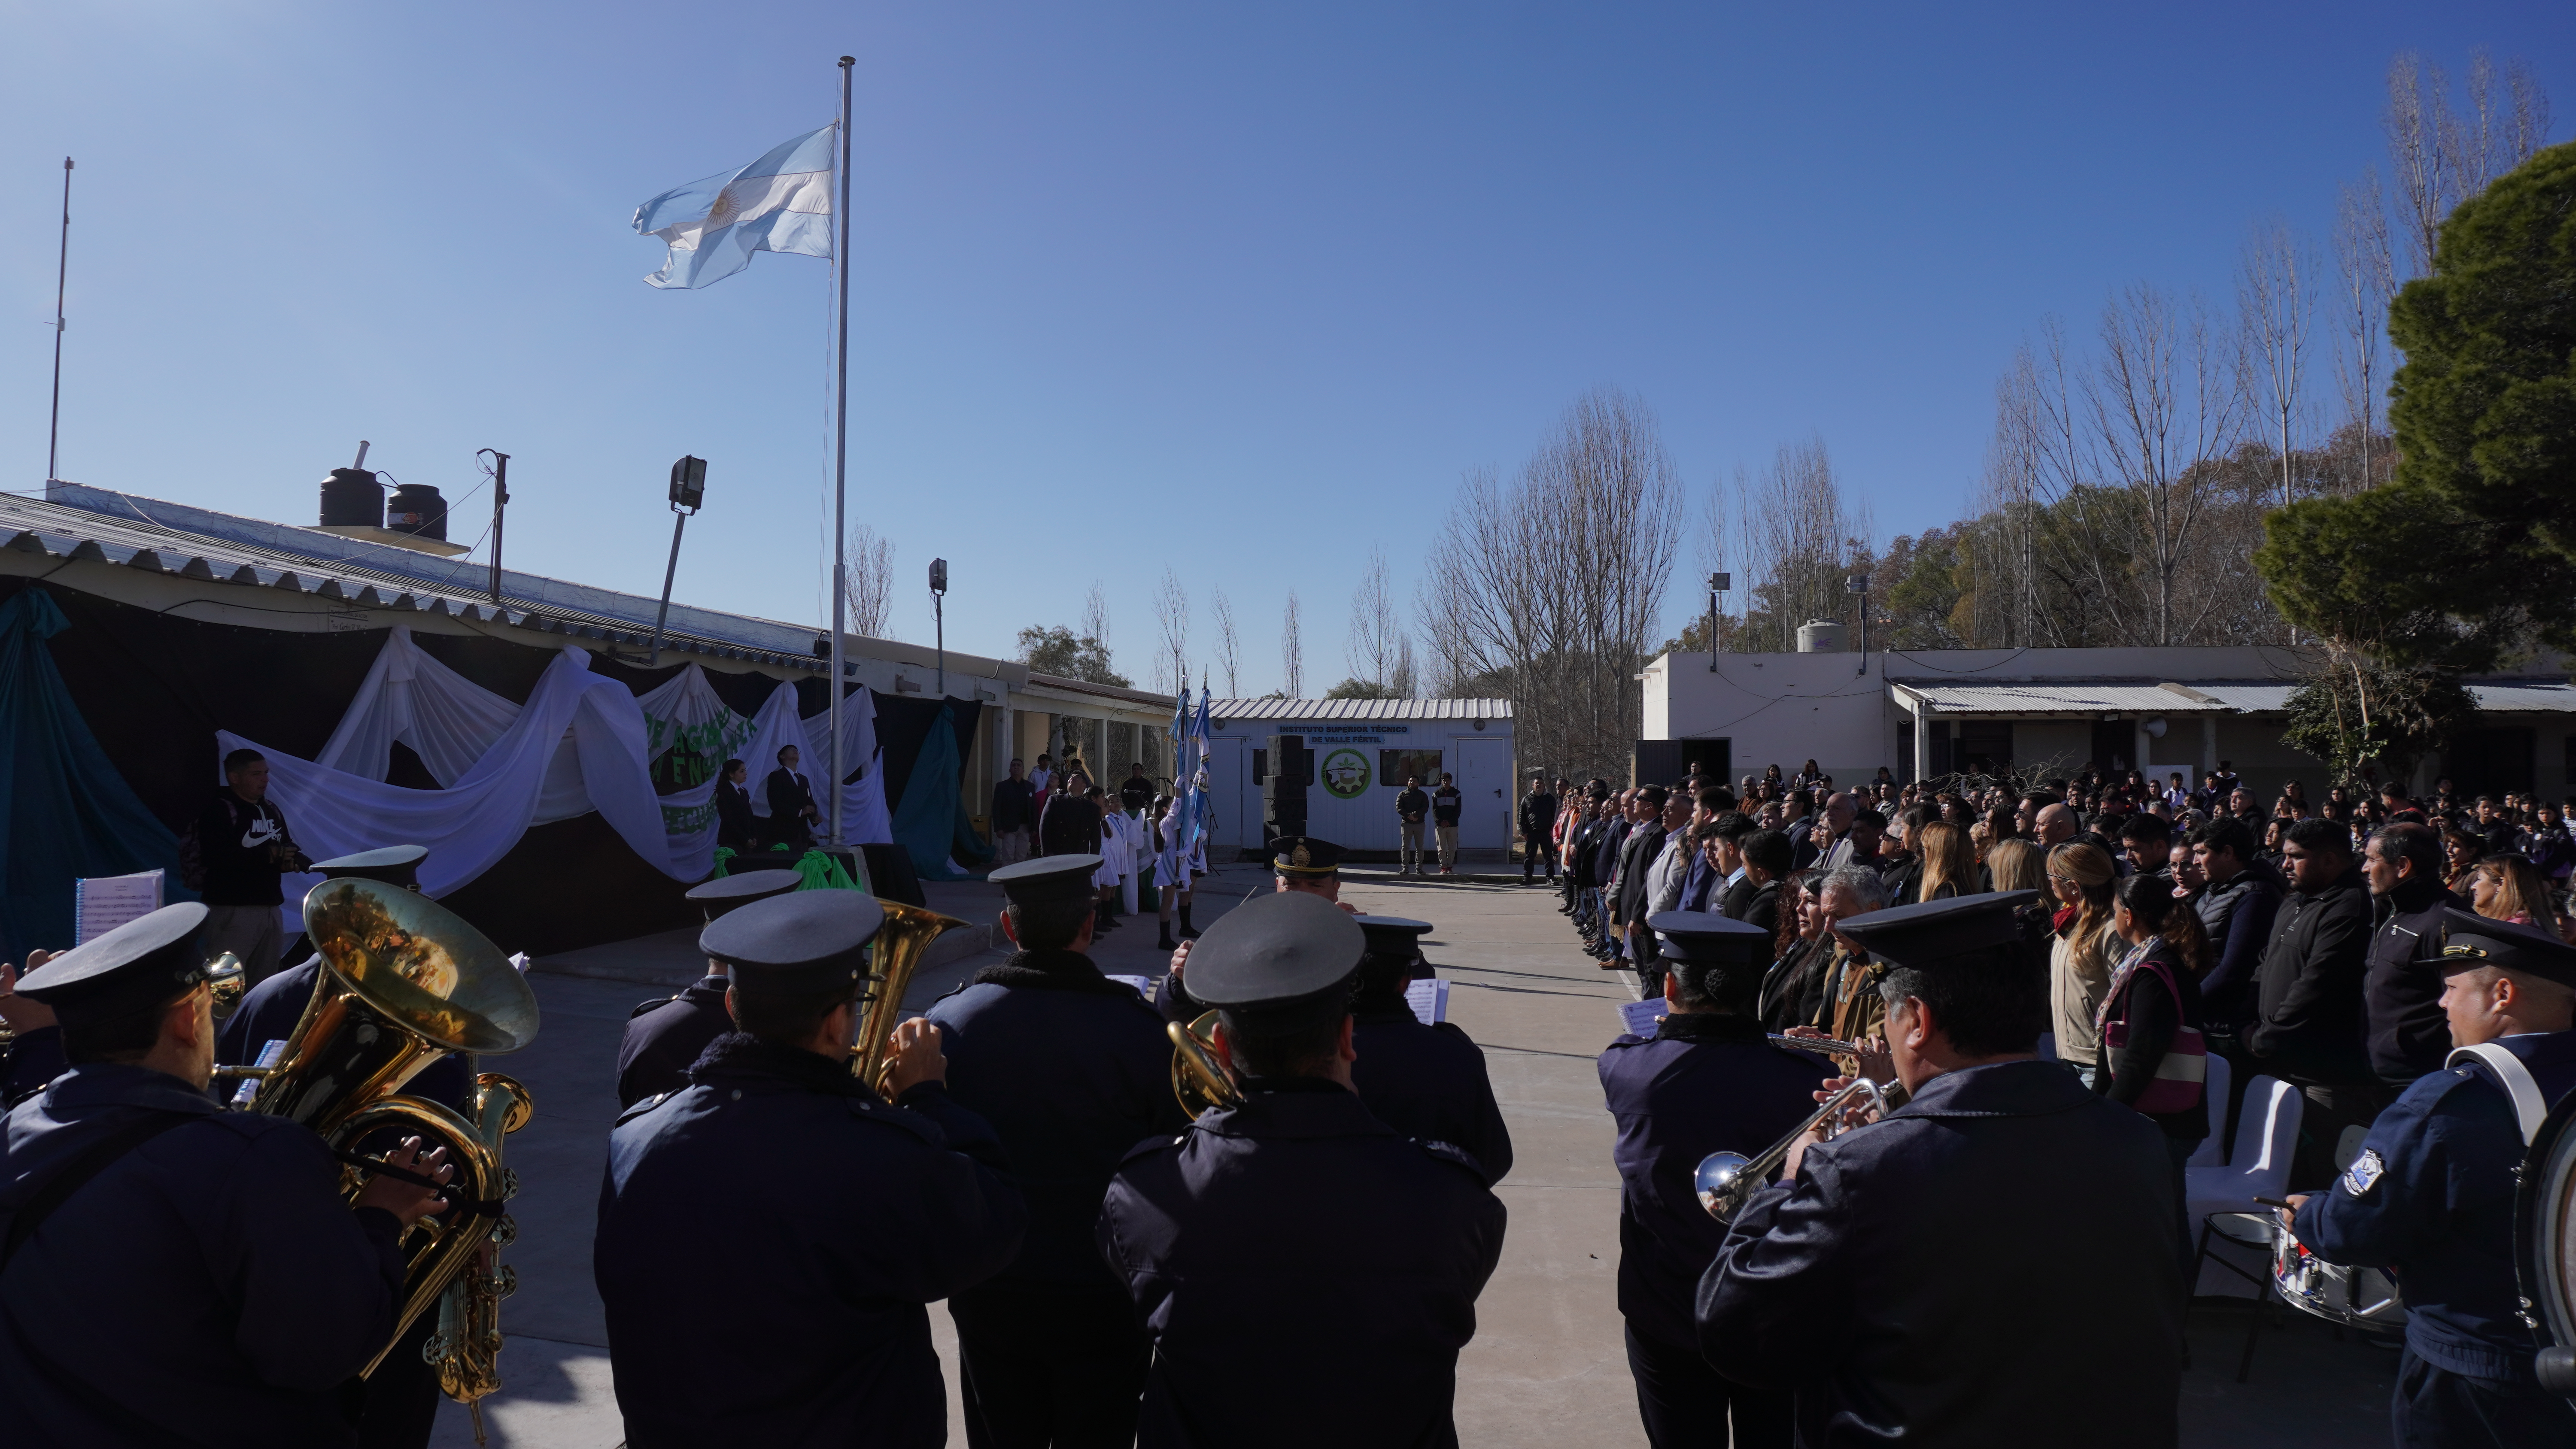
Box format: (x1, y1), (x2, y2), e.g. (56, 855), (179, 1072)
(1320, 749), (1371, 800)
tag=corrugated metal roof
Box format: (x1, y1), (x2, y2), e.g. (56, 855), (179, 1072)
(1206, 698), (1513, 722)
(2467, 683), (2576, 713)
(9, 485), (835, 672)
(1900, 682), (2221, 715)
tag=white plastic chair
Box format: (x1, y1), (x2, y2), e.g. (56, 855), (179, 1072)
(2187, 1076), (2303, 1302)
(2185, 1053), (2232, 1168)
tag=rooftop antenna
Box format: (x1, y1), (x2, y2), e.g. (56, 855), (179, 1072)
(45, 158), (71, 485)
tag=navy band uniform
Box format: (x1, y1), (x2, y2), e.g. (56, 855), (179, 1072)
(926, 855), (1191, 1449)
(1347, 915), (1513, 1186)
(0, 903), (415, 1446)
(1601, 911), (1822, 1449)
(1697, 892), (2188, 1449)
(593, 890), (1028, 1448)
(613, 870), (798, 1108)
(1098, 891), (1508, 1449)
(2291, 909), (2576, 1448)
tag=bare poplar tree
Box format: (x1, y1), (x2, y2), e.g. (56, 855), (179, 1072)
(841, 524), (896, 640)
(2238, 220), (2317, 508)
(1281, 591), (1304, 697)
(1346, 548), (1401, 688)
(1422, 388), (1681, 780)
(1083, 584), (1110, 653)
(2087, 284), (2250, 645)
(1153, 570), (1191, 696)
(2386, 51), (2453, 280)
(1211, 589), (1242, 696)
(1731, 437), (1870, 649)
(1390, 636), (1419, 697)
(2330, 169), (2397, 493)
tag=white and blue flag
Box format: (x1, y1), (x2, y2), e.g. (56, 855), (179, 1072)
(632, 124), (835, 289)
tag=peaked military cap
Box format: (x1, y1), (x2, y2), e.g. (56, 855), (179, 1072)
(1832, 890), (2042, 970)
(1647, 910), (1772, 964)
(698, 890), (885, 997)
(1270, 836), (1344, 879)
(990, 855), (1103, 903)
(16, 901), (215, 1016)
(2437, 906), (2576, 987)
(685, 870), (799, 922)
(309, 844), (428, 889)
(1355, 915), (1434, 963)
(1186, 891), (1365, 1035)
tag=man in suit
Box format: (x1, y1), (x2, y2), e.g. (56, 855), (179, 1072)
(1793, 791), (1857, 872)
(765, 744), (820, 850)
(1610, 787), (1671, 972)
(1730, 829), (1793, 936)
(1699, 891), (2184, 1448)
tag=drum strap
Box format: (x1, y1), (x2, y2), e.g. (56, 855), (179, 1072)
(2446, 1043), (2549, 1146)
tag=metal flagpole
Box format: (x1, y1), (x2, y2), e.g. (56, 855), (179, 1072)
(827, 57), (855, 847)
(46, 158), (72, 485)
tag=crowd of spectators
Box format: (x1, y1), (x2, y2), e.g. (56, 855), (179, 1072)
(1538, 755), (2576, 1192)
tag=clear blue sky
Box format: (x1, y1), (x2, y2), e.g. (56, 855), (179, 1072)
(3, 3), (2568, 695)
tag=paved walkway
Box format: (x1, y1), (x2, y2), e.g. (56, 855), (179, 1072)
(431, 874), (2393, 1446)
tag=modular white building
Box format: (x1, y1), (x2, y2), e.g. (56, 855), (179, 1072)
(1638, 643), (2576, 804)
(1203, 699), (1516, 860)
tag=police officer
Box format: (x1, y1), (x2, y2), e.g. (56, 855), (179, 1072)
(1698, 892), (2185, 1447)
(1348, 914), (1513, 1185)
(1602, 912), (1831, 1449)
(593, 891), (1027, 1448)
(614, 870), (798, 1108)
(0, 903), (452, 1445)
(926, 855), (1190, 1449)
(1098, 891), (1508, 1448)
(1156, 835), (1356, 1026)
(2287, 907), (2576, 1446)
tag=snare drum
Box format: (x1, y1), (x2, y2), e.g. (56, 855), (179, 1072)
(2270, 1216), (2409, 1330)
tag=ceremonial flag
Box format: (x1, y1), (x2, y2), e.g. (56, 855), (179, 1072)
(632, 124), (835, 289)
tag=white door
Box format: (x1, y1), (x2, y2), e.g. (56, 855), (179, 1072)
(1454, 737), (1510, 849)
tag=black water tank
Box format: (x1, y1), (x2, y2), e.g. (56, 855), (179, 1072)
(386, 483), (447, 540)
(319, 467), (382, 527)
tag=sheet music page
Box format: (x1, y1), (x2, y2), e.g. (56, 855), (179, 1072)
(75, 869), (164, 945)
(1404, 977), (1449, 1025)
(1617, 997), (1662, 1039)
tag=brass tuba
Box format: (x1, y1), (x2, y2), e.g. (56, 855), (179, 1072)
(1169, 1009), (1243, 1116)
(849, 899), (966, 1098)
(226, 880), (539, 1407)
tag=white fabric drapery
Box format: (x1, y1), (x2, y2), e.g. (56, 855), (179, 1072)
(229, 628), (894, 902)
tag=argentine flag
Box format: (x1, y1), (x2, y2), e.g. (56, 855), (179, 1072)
(632, 124), (835, 289)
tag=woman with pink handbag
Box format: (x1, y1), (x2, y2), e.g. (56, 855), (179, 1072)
(2098, 873), (2213, 1270)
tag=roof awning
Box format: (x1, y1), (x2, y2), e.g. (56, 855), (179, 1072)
(1895, 679), (2576, 716)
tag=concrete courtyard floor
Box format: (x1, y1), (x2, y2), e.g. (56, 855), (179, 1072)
(431, 870), (2393, 1447)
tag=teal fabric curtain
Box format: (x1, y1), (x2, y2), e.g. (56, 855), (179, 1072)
(0, 588), (188, 961)
(888, 703), (990, 879)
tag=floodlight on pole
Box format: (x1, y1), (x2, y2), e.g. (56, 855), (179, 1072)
(648, 455), (707, 666)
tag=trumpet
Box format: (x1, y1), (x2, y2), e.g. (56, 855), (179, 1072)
(1770, 1032), (1868, 1058)
(1694, 1076), (1888, 1222)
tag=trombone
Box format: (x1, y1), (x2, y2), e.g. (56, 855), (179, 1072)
(1769, 1032), (1867, 1058)
(1695, 1077), (1888, 1223)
